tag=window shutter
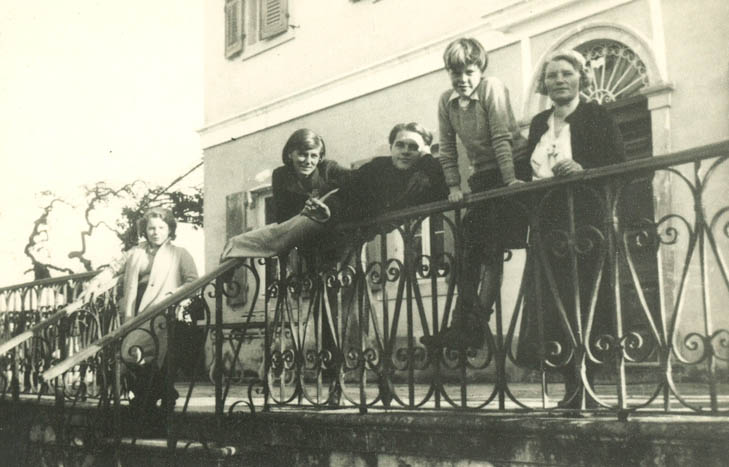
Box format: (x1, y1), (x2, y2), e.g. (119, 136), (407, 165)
(260, 0), (288, 40)
(224, 0), (244, 58)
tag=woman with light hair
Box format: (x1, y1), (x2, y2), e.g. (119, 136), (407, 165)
(516, 49), (626, 409)
(528, 49), (624, 178)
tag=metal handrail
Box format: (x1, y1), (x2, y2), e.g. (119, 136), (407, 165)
(40, 139), (729, 382)
(338, 139), (729, 229)
(42, 258), (244, 381)
(0, 271), (98, 294)
(0, 274), (120, 356)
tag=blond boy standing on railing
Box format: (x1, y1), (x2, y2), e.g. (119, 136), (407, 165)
(424, 37), (530, 349)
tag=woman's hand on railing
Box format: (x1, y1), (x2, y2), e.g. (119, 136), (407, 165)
(552, 159), (584, 177)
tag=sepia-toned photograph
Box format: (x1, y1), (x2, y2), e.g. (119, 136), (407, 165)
(1, 0), (727, 465)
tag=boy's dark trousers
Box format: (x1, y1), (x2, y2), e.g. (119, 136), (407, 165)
(446, 160), (531, 347)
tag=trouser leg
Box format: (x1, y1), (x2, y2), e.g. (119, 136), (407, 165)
(222, 215), (325, 259)
(452, 246), (500, 319)
(451, 240), (484, 327)
(475, 248), (503, 322)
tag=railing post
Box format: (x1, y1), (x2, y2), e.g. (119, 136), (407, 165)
(565, 187), (587, 411)
(262, 259), (271, 413)
(427, 218), (441, 410)
(356, 253), (369, 414)
(454, 208), (469, 408)
(11, 347), (20, 402)
(214, 276), (224, 427)
(694, 160), (719, 412)
(53, 372), (66, 463)
(532, 225), (549, 408)
(58, 313), (69, 370)
(495, 287), (506, 411)
(405, 225), (415, 407)
(112, 342), (122, 466)
(165, 306), (178, 464)
(378, 230), (391, 413)
(605, 180), (627, 415)
(19, 297), (29, 395)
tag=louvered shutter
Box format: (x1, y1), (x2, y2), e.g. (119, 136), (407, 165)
(224, 0), (244, 58)
(260, 0), (288, 39)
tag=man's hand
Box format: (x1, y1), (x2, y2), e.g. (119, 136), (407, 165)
(552, 159), (583, 177)
(507, 179), (525, 186)
(448, 186), (464, 203)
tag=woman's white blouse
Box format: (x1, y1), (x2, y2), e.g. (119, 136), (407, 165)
(530, 113), (573, 180)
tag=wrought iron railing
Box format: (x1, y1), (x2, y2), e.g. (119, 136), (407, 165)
(34, 257), (258, 463)
(0, 272), (97, 341)
(259, 140), (729, 415)
(0, 271), (109, 398)
(9, 140), (728, 462)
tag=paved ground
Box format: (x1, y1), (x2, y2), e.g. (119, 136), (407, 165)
(162, 381), (729, 414)
(18, 381), (728, 416)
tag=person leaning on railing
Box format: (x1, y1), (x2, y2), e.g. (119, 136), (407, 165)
(329, 122), (448, 226)
(86, 207), (198, 413)
(514, 49), (626, 409)
(221, 122), (447, 406)
(272, 128), (351, 227)
(220, 121), (448, 261)
(270, 129), (353, 274)
(271, 128), (351, 398)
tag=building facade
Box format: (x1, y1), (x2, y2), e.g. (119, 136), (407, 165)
(201, 0), (729, 373)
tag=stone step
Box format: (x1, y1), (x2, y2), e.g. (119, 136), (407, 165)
(109, 438), (237, 459)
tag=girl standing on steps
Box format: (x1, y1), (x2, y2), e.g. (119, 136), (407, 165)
(89, 207), (198, 413)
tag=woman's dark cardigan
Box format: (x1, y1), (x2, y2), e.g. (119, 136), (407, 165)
(526, 100), (626, 170)
(516, 100), (627, 371)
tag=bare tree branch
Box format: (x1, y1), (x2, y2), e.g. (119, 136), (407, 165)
(24, 197), (75, 278)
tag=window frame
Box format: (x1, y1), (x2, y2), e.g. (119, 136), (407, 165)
(224, 0), (244, 59)
(225, 0), (294, 61)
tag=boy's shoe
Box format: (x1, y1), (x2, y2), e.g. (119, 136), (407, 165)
(420, 314), (486, 350)
(439, 315), (485, 349)
(419, 333), (442, 349)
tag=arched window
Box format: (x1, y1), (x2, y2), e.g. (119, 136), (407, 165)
(575, 39), (653, 162)
(577, 39), (650, 104)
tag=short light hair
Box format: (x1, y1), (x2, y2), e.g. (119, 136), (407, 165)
(443, 37), (488, 72)
(536, 49), (592, 96)
(388, 122), (433, 147)
(281, 128), (326, 167)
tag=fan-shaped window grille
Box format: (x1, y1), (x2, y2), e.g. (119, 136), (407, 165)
(576, 40), (650, 104)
